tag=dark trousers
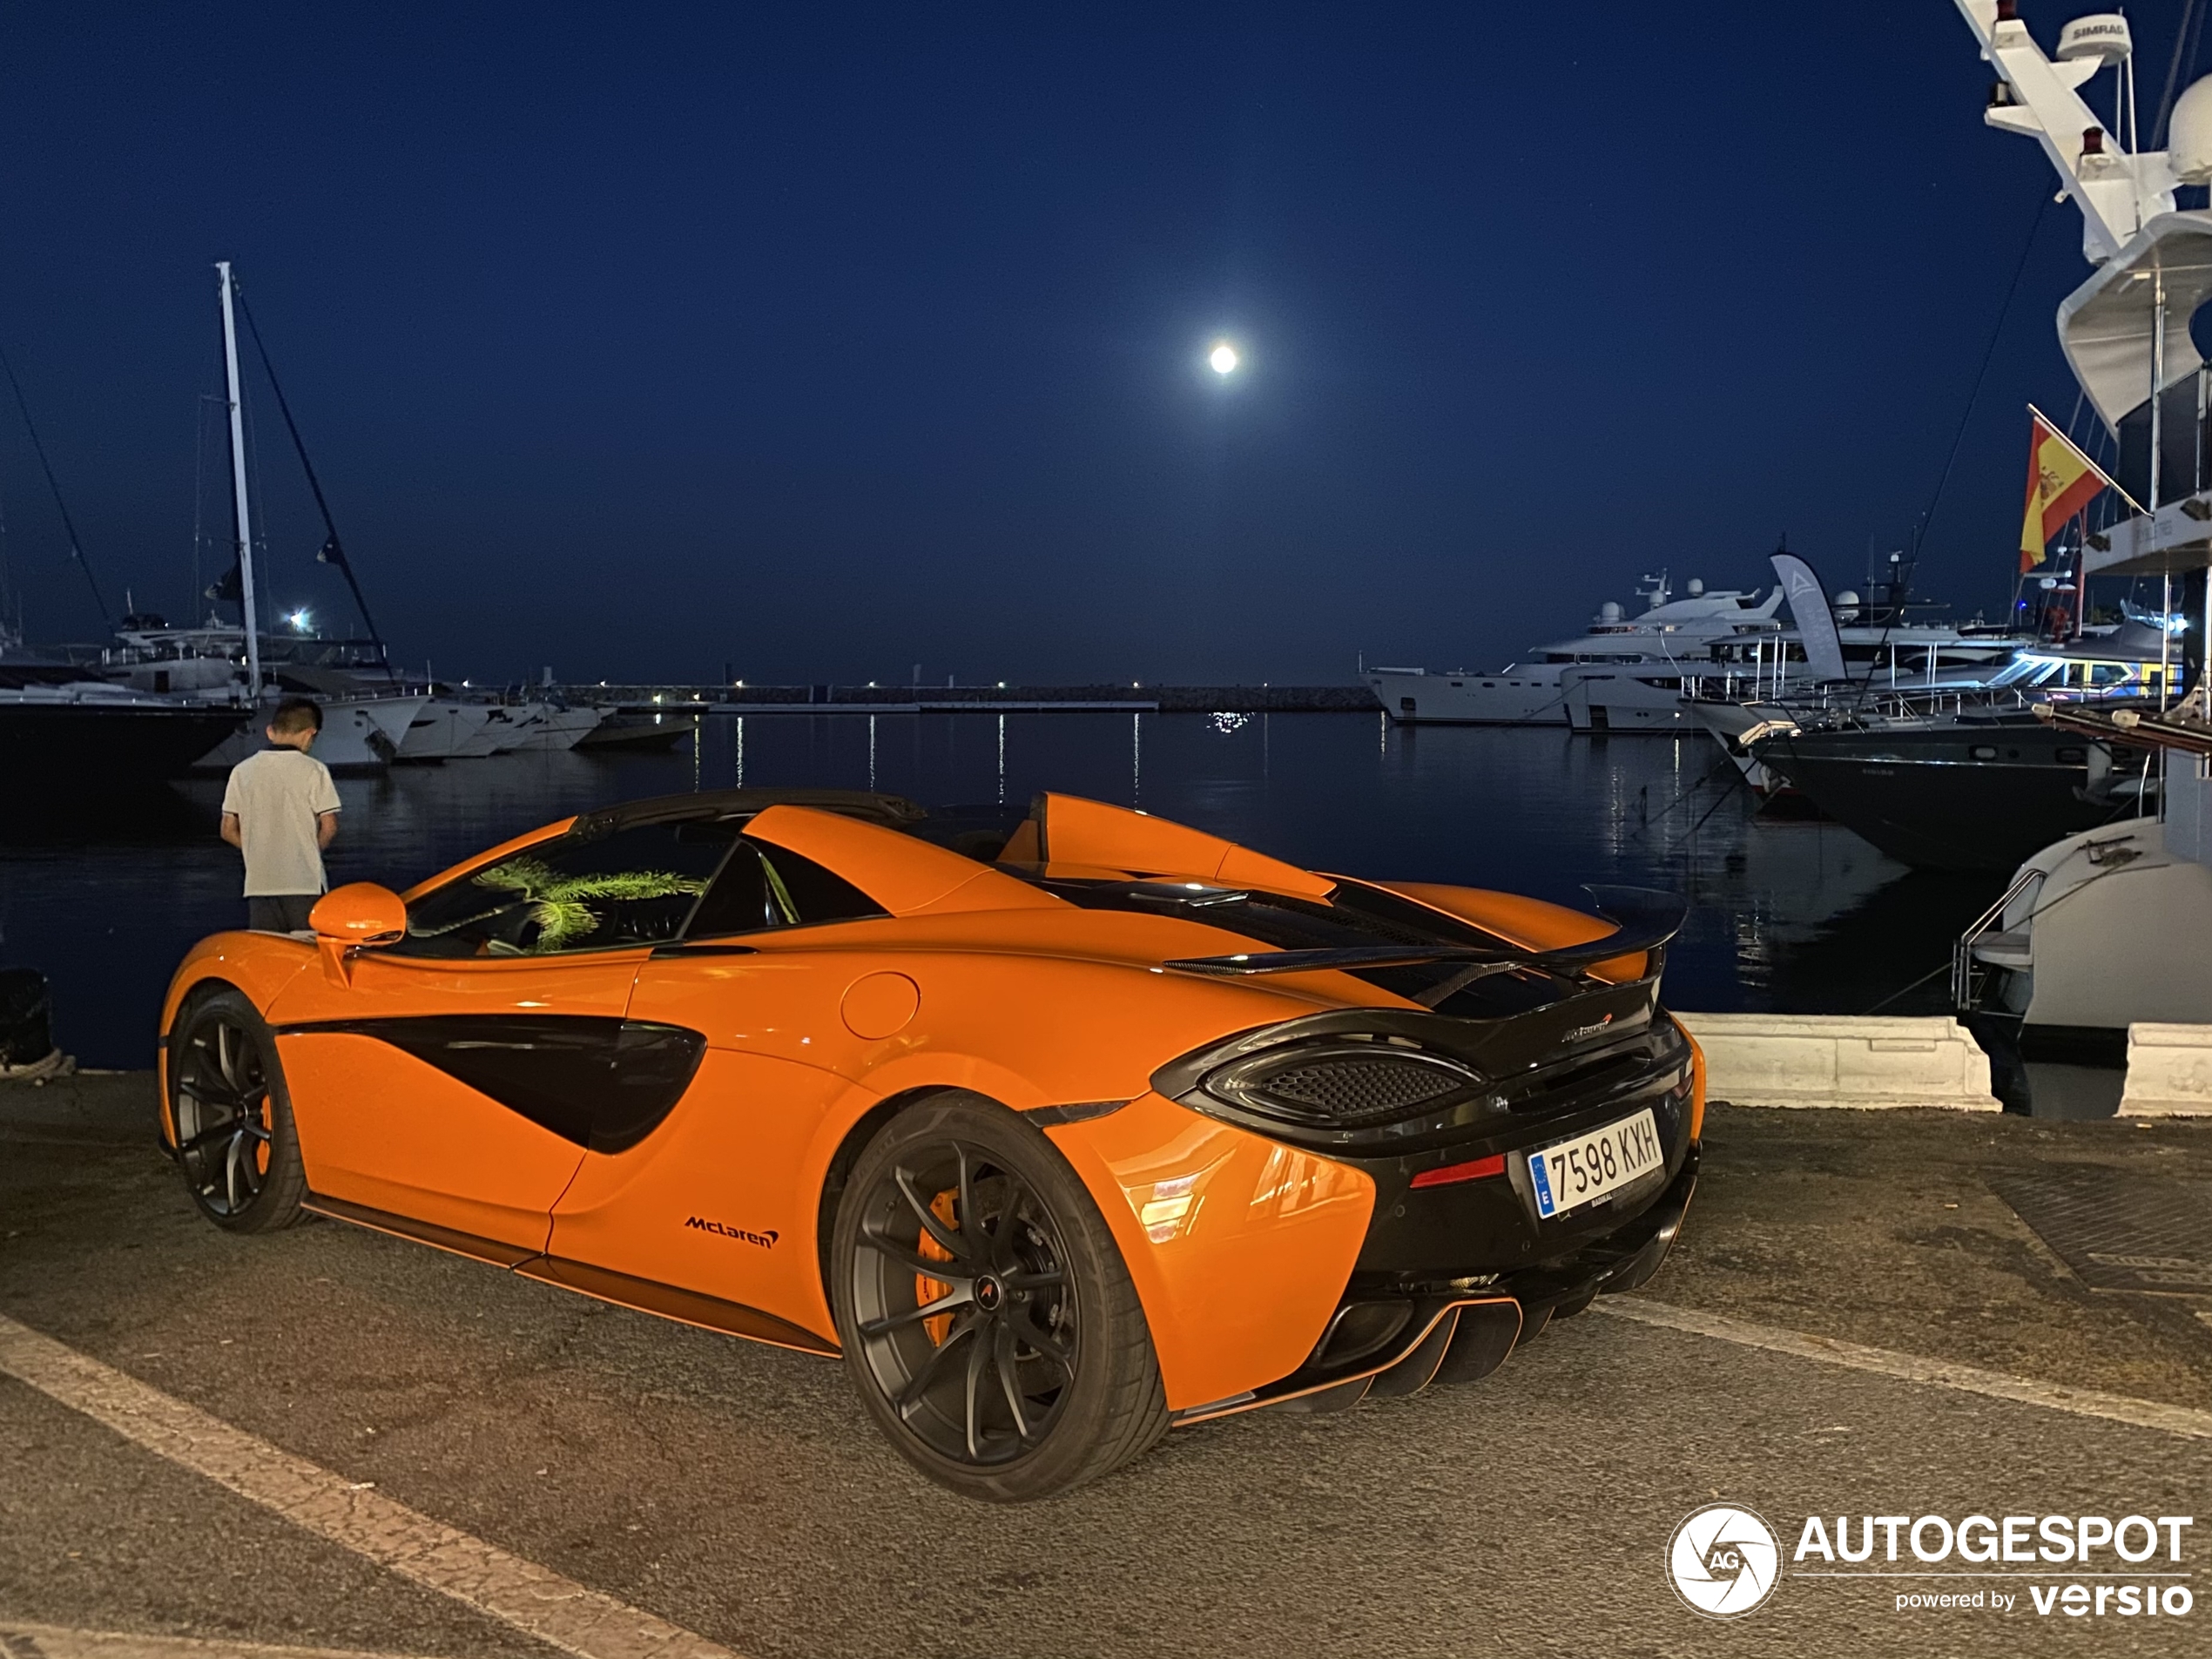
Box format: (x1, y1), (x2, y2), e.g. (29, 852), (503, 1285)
(248, 894), (319, 933)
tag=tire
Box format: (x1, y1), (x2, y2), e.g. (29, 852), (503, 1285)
(168, 988), (307, 1233)
(830, 1092), (1168, 1501)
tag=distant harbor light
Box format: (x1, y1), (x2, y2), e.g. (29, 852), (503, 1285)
(1208, 341), (1239, 375)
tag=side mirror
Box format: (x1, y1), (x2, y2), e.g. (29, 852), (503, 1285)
(311, 885), (407, 984)
(311, 883), (408, 946)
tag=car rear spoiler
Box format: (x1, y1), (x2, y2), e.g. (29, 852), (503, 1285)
(1161, 886), (1689, 978)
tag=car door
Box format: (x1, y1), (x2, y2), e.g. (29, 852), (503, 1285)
(267, 818), (738, 1256)
(545, 833), (887, 1340)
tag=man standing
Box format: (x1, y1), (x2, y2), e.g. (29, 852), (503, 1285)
(219, 697), (341, 932)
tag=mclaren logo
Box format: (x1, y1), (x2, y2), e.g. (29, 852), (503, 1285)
(685, 1216), (778, 1248)
(1563, 1014), (1615, 1044)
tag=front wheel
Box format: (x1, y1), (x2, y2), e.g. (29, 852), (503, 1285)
(830, 1093), (1167, 1501)
(169, 988), (307, 1233)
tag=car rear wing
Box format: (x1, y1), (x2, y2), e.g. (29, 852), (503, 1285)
(1162, 886), (1688, 978)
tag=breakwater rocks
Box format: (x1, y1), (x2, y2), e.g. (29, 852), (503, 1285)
(561, 683), (1385, 713)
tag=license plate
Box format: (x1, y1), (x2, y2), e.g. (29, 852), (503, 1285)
(1527, 1108), (1663, 1219)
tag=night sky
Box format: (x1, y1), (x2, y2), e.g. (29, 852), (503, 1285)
(0, 3), (2195, 687)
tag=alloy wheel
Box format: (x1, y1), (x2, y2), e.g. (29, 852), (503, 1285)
(174, 1009), (274, 1218)
(846, 1141), (1079, 1466)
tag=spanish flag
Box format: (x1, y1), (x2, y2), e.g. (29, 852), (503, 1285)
(2019, 408), (2114, 572)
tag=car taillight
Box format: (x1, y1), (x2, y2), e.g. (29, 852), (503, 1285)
(1204, 1040), (1487, 1128)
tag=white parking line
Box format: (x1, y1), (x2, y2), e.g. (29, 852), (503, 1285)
(0, 1622), (452, 1659)
(0, 1315), (744, 1659)
(1597, 1297), (2212, 1440)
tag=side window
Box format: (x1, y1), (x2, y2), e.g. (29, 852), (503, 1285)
(683, 837), (886, 939)
(396, 821), (736, 958)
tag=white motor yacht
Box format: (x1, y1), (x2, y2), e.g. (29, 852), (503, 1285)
(1565, 616), (2020, 734)
(104, 621), (426, 773)
(396, 698), (496, 761)
(452, 702), (551, 757)
(501, 705), (604, 751)
(1365, 574), (1784, 725)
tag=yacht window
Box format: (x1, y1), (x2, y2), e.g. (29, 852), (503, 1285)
(2084, 664), (2130, 688)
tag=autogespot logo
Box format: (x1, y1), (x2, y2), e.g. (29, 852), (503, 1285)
(1670, 1503), (1782, 1619)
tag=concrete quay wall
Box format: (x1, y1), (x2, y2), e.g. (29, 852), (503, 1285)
(1676, 1014), (2003, 1111)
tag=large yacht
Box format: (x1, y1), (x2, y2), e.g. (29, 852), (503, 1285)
(1564, 607), (2020, 733)
(99, 618), (425, 774)
(1365, 573), (1784, 725)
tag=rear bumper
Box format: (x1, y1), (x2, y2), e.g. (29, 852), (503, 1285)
(1171, 1144), (1698, 1425)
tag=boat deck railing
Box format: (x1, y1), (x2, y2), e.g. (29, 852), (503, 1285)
(1952, 867), (2046, 1013)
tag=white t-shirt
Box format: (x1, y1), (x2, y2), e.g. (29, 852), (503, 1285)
(221, 747), (341, 896)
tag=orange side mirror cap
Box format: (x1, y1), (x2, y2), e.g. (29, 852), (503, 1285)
(311, 883), (408, 945)
(310, 884), (407, 984)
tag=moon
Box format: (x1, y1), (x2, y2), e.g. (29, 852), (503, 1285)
(1208, 341), (1239, 375)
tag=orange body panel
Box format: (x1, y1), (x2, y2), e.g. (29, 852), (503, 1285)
(1685, 1024), (1707, 1140)
(1045, 1093), (1375, 1411)
(158, 934), (320, 1144)
(1017, 793), (1333, 899)
(266, 949), (647, 1249)
(1376, 880), (1649, 982)
(624, 911), (1382, 1098)
(277, 1033), (584, 1245)
(746, 805), (1063, 917)
(549, 1047), (853, 1337)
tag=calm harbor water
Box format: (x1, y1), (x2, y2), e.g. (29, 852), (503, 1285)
(1, 711), (2003, 1068)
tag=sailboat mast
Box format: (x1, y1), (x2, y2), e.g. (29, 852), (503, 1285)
(217, 260), (261, 700)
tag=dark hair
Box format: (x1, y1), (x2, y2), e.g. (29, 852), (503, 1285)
(268, 696), (323, 736)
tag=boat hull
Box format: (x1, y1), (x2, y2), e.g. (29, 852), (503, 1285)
(1364, 669), (1568, 725)
(1750, 723), (2138, 873)
(502, 706), (604, 751)
(194, 693), (427, 774)
(397, 700), (495, 761)
(0, 700), (246, 782)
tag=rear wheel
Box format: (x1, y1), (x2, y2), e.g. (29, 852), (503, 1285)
(830, 1093), (1167, 1501)
(169, 988), (306, 1233)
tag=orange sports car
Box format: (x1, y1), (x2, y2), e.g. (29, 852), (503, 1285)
(158, 788), (1703, 1501)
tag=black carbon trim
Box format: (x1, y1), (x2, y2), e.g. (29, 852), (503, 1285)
(303, 1193), (841, 1357)
(303, 1192), (545, 1268)
(274, 1015), (705, 1154)
(516, 1256), (840, 1355)
(1022, 1099), (1130, 1126)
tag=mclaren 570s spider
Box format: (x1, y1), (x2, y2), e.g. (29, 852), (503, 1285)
(158, 788), (1703, 1501)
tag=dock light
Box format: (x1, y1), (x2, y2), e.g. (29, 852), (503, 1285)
(997, 681), (1006, 688)
(1208, 341), (1239, 375)
(286, 608), (312, 632)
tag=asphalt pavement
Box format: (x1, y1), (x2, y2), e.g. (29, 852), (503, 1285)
(3, 1074), (2209, 1659)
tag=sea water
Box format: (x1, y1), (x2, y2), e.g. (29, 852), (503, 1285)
(0, 711), (2001, 1068)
